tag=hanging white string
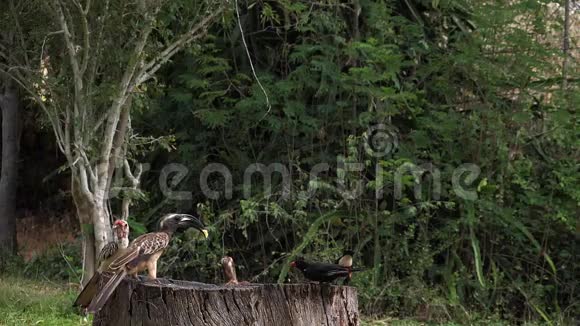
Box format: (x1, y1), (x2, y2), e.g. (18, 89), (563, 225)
(234, 0), (272, 117)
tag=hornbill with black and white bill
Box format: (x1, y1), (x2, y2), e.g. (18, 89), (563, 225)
(74, 219), (130, 309)
(86, 213), (208, 313)
(290, 257), (360, 284)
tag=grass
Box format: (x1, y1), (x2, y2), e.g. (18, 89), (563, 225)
(360, 318), (511, 326)
(0, 275), (558, 326)
(0, 276), (90, 326)
(0, 277), (449, 326)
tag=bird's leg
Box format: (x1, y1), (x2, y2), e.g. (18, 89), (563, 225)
(145, 260), (162, 285)
(147, 260), (157, 280)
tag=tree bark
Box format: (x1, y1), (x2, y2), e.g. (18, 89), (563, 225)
(72, 176), (112, 285)
(94, 279), (359, 326)
(106, 97), (131, 203)
(0, 80), (21, 255)
(72, 179), (97, 284)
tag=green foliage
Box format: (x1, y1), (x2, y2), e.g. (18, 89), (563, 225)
(22, 241), (83, 283)
(128, 0), (578, 323)
(0, 251), (26, 275)
(126, 217), (149, 238)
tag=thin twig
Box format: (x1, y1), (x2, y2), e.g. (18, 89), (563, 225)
(58, 242), (80, 281)
(135, 6), (224, 85)
(234, 0), (271, 118)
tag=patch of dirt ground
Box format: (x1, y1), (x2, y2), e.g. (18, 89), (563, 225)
(16, 211), (79, 260)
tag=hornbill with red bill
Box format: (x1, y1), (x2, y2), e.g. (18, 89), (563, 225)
(290, 257), (360, 284)
(74, 219), (130, 309)
(86, 213), (208, 313)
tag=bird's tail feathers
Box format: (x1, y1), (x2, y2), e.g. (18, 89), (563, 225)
(87, 270), (127, 313)
(73, 272), (101, 308)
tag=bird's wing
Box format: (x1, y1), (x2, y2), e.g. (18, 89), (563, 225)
(310, 263), (351, 277)
(106, 246), (141, 271)
(85, 233), (170, 313)
(107, 233), (169, 271)
(323, 268), (350, 277)
(97, 242), (119, 264)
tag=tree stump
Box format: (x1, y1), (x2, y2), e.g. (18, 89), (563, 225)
(93, 278), (359, 326)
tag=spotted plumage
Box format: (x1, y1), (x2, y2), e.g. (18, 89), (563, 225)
(108, 232), (170, 271)
(85, 213), (208, 313)
(98, 242), (119, 264)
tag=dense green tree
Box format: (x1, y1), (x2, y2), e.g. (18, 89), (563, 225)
(1, 0), (577, 323)
(0, 0), (226, 281)
(133, 0), (577, 323)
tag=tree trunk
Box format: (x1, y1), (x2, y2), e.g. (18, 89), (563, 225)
(94, 279), (359, 326)
(72, 179), (97, 285)
(72, 178), (112, 285)
(0, 81), (21, 255)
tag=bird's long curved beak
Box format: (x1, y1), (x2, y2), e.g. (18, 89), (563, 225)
(177, 214), (208, 238)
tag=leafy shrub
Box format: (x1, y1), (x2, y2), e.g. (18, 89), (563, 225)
(22, 240), (83, 283)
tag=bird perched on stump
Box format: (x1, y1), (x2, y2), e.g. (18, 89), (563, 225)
(291, 258), (360, 284)
(86, 213), (208, 313)
(221, 256), (250, 285)
(74, 219), (130, 309)
(336, 251), (354, 268)
(336, 251), (356, 285)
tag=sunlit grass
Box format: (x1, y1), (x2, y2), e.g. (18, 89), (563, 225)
(361, 317), (512, 326)
(0, 275), (557, 325)
(0, 275), (90, 326)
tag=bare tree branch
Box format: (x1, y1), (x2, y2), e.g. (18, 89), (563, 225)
(54, 0), (85, 143)
(39, 30), (64, 70)
(95, 6), (160, 194)
(72, 0), (91, 75)
(78, 144), (98, 188)
(64, 102), (72, 158)
(84, 0), (91, 15)
(52, 2), (79, 73)
(85, 0), (110, 140)
(125, 161), (143, 184)
(121, 159), (142, 220)
(77, 160), (93, 199)
(134, 6), (225, 85)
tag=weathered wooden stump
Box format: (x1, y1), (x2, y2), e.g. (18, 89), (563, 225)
(93, 278), (358, 326)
